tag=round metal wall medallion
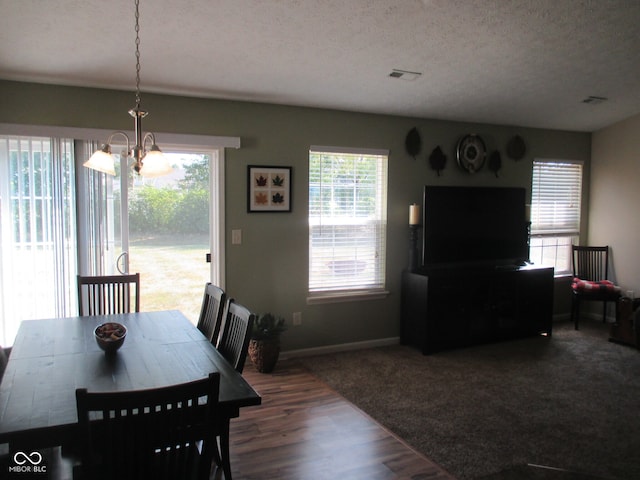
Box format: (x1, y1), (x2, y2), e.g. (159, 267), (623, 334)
(456, 134), (487, 173)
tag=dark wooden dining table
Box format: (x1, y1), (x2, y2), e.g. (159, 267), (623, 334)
(0, 310), (261, 453)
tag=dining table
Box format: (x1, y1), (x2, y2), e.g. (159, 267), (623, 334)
(0, 310), (262, 464)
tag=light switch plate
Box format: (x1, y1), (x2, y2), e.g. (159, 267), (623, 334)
(231, 229), (242, 245)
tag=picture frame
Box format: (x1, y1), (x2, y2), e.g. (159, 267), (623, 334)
(247, 165), (292, 212)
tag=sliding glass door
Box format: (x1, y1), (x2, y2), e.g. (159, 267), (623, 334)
(0, 129), (230, 345)
(115, 150), (214, 323)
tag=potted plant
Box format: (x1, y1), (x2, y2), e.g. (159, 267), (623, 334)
(248, 313), (287, 373)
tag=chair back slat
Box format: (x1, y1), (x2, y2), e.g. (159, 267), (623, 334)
(76, 372), (220, 480)
(572, 245), (609, 281)
(196, 283), (227, 345)
(77, 274), (140, 316)
(217, 301), (255, 373)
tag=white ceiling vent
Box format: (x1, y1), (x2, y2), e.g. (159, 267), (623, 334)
(582, 96), (608, 105)
(389, 69), (422, 81)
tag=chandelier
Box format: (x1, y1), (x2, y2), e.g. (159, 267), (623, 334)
(84, 0), (171, 178)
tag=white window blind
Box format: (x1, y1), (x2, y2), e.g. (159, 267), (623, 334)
(531, 160), (583, 235)
(530, 160), (583, 275)
(309, 147), (388, 298)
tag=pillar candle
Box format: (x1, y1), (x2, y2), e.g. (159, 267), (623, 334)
(409, 204), (421, 225)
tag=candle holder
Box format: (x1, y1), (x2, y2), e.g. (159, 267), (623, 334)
(526, 221), (532, 264)
(409, 224), (421, 272)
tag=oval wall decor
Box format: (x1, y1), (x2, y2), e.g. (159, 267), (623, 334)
(405, 127), (422, 160)
(507, 135), (526, 160)
(488, 150), (502, 178)
(429, 145), (447, 176)
(456, 134), (486, 173)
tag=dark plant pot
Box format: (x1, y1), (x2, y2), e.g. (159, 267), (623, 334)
(248, 338), (281, 373)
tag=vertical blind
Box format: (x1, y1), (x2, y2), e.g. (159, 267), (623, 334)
(75, 140), (115, 276)
(0, 136), (77, 346)
(308, 147), (388, 294)
(531, 160), (583, 235)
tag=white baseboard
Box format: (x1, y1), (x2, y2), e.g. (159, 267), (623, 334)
(281, 311), (613, 360)
(280, 337), (400, 360)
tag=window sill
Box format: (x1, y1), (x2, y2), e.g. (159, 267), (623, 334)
(307, 289), (389, 305)
(554, 272), (573, 279)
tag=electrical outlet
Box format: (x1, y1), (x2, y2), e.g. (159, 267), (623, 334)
(231, 229), (242, 245)
(292, 312), (302, 326)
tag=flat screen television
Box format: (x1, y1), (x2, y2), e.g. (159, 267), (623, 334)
(422, 186), (528, 267)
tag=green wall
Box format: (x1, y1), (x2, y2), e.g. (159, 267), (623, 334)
(0, 80), (591, 351)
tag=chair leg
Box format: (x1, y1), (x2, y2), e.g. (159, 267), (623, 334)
(574, 298), (580, 330)
(219, 419), (233, 480)
(213, 440), (222, 467)
(602, 301), (608, 323)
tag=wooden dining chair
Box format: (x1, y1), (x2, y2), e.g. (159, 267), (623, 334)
(0, 345), (9, 381)
(571, 245), (622, 329)
(196, 283), (227, 345)
(211, 300), (255, 479)
(77, 273), (140, 316)
(75, 372), (220, 480)
(216, 301), (256, 374)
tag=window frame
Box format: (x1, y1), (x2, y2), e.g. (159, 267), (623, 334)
(307, 146), (389, 304)
(529, 159), (584, 276)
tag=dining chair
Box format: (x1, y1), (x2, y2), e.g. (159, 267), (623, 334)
(571, 245), (622, 329)
(77, 273), (140, 316)
(216, 300), (256, 374)
(196, 283), (227, 345)
(75, 372), (220, 480)
(212, 300), (255, 479)
(0, 345), (9, 381)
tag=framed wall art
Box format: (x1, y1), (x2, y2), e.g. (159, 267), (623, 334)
(247, 165), (292, 212)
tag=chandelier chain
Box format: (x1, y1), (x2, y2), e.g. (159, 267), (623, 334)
(134, 0), (141, 108)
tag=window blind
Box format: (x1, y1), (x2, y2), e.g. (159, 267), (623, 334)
(531, 160), (583, 235)
(308, 148), (388, 295)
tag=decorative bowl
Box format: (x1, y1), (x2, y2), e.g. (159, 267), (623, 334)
(94, 322), (127, 353)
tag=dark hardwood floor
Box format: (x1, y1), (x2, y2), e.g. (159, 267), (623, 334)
(228, 361), (456, 480)
(2, 360), (455, 480)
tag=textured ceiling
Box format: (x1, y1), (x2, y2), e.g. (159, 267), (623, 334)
(1, 0), (639, 132)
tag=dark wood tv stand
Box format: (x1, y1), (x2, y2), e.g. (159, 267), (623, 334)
(401, 264), (554, 354)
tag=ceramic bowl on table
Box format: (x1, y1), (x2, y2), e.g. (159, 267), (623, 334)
(94, 322), (127, 353)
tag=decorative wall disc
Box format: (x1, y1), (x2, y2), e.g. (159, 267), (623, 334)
(507, 135), (526, 160)
(456, 134), (486, 173)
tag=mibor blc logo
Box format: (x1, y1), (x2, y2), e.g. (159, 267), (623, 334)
(9, 451), (47, 474)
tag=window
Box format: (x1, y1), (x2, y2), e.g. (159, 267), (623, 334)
(308, 146), (388, 302)
(530, 160), (583, 275)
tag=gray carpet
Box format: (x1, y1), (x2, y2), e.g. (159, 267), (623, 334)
(296, 321), (640, 480)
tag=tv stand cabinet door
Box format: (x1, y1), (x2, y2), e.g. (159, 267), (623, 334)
(401, 271), (429, 353)
(516, 267), (554, 335)
(427, 275), (474, 350)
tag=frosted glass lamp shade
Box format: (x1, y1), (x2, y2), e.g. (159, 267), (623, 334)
(138, 147), (172, 178)
(84, 147), (116, 176)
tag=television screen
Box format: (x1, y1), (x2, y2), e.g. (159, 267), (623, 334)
(422, 186), (528, 266)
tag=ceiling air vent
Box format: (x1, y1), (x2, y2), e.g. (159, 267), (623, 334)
(582, 96), (608, 105)
(389, 69), (422, 81)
